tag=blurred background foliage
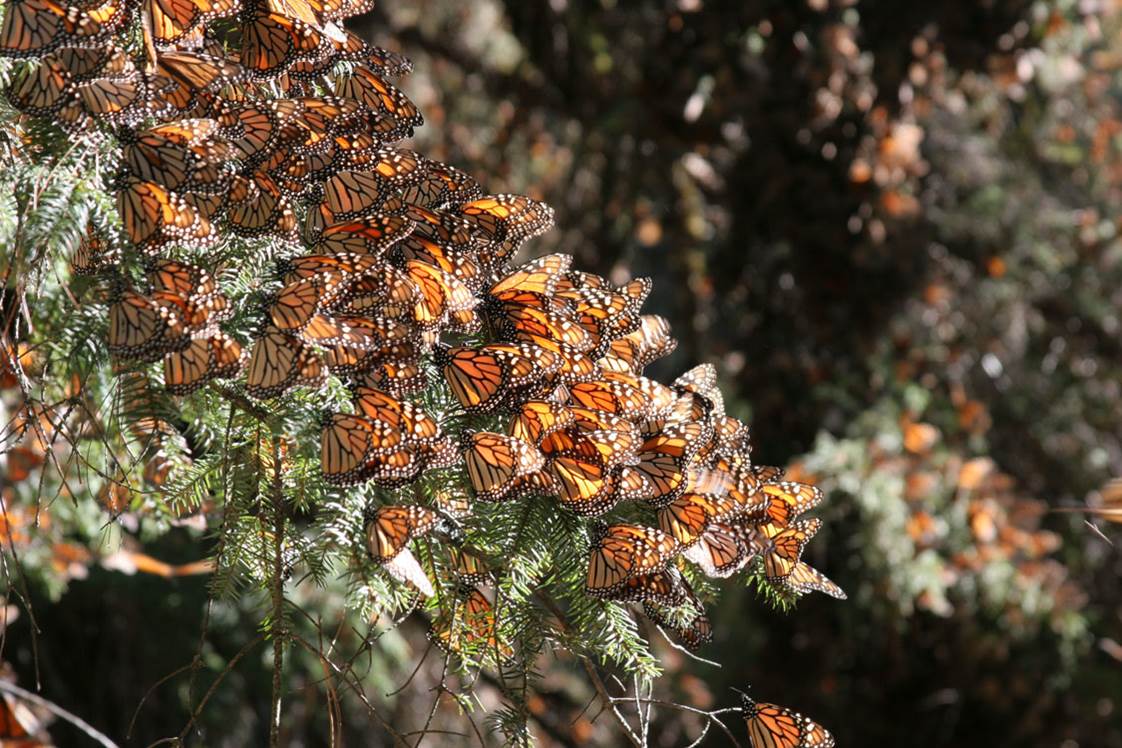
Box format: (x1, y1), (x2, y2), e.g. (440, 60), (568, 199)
(3, 0), (1122, 745)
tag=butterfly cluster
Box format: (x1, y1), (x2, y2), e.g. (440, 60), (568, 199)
(1, 0), (842, 656)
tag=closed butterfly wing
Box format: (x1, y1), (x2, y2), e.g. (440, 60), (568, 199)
(586, 522), (679, 594)
(463, 432), (546, 502)
(508, 400), (574, 444)
(365, 504), (440, 563)
(781, 561), (846, 600)
(682, 522), (749, 578)
(245, 326), (326, 399)
(163, 332), (245, 395)
(460, 194), (554, 265)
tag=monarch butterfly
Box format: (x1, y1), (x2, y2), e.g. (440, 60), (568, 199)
(0, 689), (41, 742)
(244, 326), (326, 399)
(439, 343), (559, 414)
(567, 378), (653, 418)
(322, 157), (426, 219)
(352, 386), (441, 446)
(241, 8), (327, 78)
(657, 491), (742, 547)
(321, 411), (408, 485)
(703, 415), (753, 468)
(224, 102), (291, 164)
(586, 522), (679, 594)
(746, 518), (821, 582)
(508, 400), (574, 444)
(402, 204), (479, 253)
(359, 443), (426, 487)
(276, 97), (365, 150)
(487, 253), (572, 309)
(753, 465), (785, 484)
(311, 215), (415, 257)
(163, 331), (246, 395)
(518, 333), (601, 385)
(400, 160), (482, 210)
(277, 252), (382, 283)
(463, 432), (547, 502)
(447, 546), (491, 584)
(500, 304), (593, 352)
(682, 522), (749, 578)
(299, 313), (412, 352)
(780, 561), (846, 600)
(115, 178), (217, 250)
(630, 421), (712, 507)
(145, 0), (237, 43)
(121, 119), (231, 192)
(73, 74), (149, 124)
(565, 405), (636, 434)
(144, 258), (218, 300)
(431, 485), (472, 519)
(363, 355), (427, 397)
(670, 363), (723, 420)
(541, 426), (639, 471)
(319, 338), (388, 376)
(227, 172), (296, 237)
(327, 265), (418, 320)
(403, 259), (478, 332)
(603, 371), (681, 422)
(739, 692), (835, 748)
(107, 285), (193, 363)
(333, 64), (422, 141)
(5, 53), (72, 116)
(599, 314), (676, 374)
(365, 504), (444, 563)
(286, 27), (388, 80)
(365, 505), (445, 597)
(0, 0), (130, 59)
(459, 194), (554, 264)
(488, 255), (591, 349)
(268, 257), (363, 330)
(429, 583), (512, 660)
(754, 482), (823, 528)
(643, 600), (713, 650)
(545, 450), (621, 517)
(391, 233), (480, 290)
(150, 51), (247, 115)
(556, 276), (650, 349)
(71, 227), (119, 275)
(601, 564), (689, 606)
(674, 363), (720, 403)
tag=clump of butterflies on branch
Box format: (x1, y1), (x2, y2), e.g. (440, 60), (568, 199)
(2, 0), (840, 740)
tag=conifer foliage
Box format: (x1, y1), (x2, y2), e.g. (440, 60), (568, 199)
(0, 0), (843, 741)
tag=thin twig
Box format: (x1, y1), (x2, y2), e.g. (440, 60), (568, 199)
(580, 657), (644, 748)
(172, 633), (265, 744)
(609, 697), (745, 748)
(289, 634), (410, 745)
(0, 680), (118, 748)
(127, 660), (197, 739)
(268, 436), (287, 747)
(535, 591), (643, 746)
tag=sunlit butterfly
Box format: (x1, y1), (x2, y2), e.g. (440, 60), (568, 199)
(739, 691), (835, 748)
(244, 326), (326, 399)
(463, 431), (548, 502)
(780, 561), (846, 600)
(163, 332), (246, 395)
(586, 522), (679, 594)
(365, 504), (446, 597)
